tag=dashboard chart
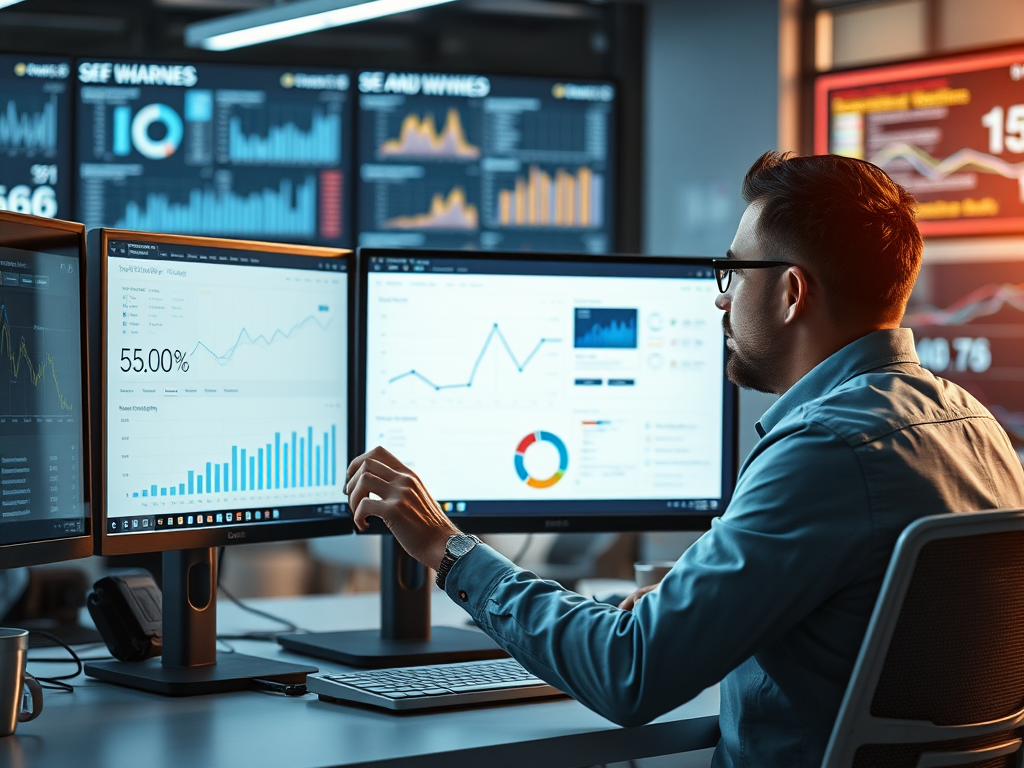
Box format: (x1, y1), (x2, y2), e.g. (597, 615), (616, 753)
(904, 258), (1024, 460)
(0, 55), (72, 222)
(0, 245), (85, 546)
(77, 61), (351, 246)
(357, 72), (615, 252)
(364, 255), (723, 514)
(816, 47), (1024, 236)
(104, 239), (348, 528)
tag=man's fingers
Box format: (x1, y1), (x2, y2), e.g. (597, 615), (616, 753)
(618, 584), (658, 611)
(347, 445), (411, 482)
(345, 458), (399, 495)
(347, 472), (391, 516)
(352, 497), (390, 532)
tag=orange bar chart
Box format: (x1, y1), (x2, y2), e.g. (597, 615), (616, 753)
(497, 166), (602, 228)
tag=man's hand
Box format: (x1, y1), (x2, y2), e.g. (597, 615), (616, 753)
(346, 446), (462, 570)
(618, 584), (658, 611)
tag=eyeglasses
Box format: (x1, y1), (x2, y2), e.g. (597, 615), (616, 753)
(711, 259), (794, 293)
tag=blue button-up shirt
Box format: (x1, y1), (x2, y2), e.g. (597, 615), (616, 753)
(444, 328), (1024, 768)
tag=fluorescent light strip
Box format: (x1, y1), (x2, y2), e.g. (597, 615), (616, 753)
(0, 0), (28, 8)
(200, 0), (458, 50)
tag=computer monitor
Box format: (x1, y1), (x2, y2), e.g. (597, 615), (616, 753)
(0, 212), (90, 570)
(84, 228), (353, 695)
(75, 59), (352, 247)
(356, 71), (616, 253)
(278, 247), (737, 667)
(0, 55), (72, 224)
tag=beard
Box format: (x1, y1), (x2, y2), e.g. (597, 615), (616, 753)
(722, 311), (787, 395)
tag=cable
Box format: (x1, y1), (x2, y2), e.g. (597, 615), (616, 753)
(217, 546), (309, 637)
(511, 534), (534, 563)
(25, 630), (83, 692)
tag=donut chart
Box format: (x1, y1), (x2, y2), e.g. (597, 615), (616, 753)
(132, 103), (183, 160)
(514, 431), (568, 489)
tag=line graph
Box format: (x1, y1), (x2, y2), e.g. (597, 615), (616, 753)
(870, 142), (1024, 201)
(0, 302), (73, 412)
(0, 95), (58, 153)
(902, 282), (1024, 327)
(379, 108), (480, 160)
(191, 311), (334, 367)
(388, 323), (561, 391)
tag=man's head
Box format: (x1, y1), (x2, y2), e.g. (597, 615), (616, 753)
(716, 151), (922, 394)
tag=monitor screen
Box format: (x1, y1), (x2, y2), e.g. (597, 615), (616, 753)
(356, 72), (615, 254)
(100, 232), (351, 551)
(76, 60), (352, 247)
(815, 47), (1024, 236)
(904, 252), (1024, 463)
(0, 220), (88, 556)
(360, 250), (735, 532)
(0, 55), (72, 222)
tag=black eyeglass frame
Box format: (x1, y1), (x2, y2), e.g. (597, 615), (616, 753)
(711, 259), (794, 293)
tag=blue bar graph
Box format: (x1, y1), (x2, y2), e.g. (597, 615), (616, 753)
(114, 176), (317, 239)
(113, 105), (131, 157)
(228, 110), (340, 164)
(128, 424), (339, 500)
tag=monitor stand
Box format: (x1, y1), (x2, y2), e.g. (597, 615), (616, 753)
(86, 548), (316, 696)
(277, 535), (506, 668)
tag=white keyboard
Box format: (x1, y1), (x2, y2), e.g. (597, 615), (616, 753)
(307, 658), (562, 711)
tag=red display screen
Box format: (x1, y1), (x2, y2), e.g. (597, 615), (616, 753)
(903, 257), (1024, 459)
(815, 49), (1024, 236)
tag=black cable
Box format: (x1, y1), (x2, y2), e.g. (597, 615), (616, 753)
(25, 630), (83, 692)
(217, 546), (309, 636)
(510, 534), (534, 563)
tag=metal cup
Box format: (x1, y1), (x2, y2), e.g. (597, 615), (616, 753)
(634, 560), (676, 590)
(0, 628), (43, 737)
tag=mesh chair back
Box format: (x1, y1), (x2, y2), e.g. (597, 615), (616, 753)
(821, 509), (1024, 768)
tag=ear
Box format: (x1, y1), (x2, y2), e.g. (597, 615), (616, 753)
(780, 266), (809, 325)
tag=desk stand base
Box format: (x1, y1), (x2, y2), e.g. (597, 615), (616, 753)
(278, 627), (506, 668)
(85, 653), (317, 696)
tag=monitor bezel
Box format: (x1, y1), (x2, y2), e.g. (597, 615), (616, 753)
(0, 211), (93, 569)
(355, 247), (739, 535)
(95, 229), (355, 556)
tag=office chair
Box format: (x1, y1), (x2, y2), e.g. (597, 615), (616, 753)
(821, 508), (1024, 768)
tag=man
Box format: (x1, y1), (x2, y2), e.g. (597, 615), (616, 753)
(345, 152), (1024, 768)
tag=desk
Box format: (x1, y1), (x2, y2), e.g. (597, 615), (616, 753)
(6, 593), (720, 768)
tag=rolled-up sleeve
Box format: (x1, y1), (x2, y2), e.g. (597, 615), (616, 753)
(444, 420), (873, 726)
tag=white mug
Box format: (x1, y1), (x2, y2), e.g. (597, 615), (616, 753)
(0, 628), (43, 737)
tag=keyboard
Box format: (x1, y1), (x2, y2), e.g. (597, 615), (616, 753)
(307, 658), (563, 711)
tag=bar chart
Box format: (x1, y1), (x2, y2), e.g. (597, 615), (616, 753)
(128, 425), (338, 500)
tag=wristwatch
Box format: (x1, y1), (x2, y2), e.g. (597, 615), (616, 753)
(435, 534), (481, 590)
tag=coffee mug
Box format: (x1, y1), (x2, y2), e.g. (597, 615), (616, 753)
(634, 560), (677, 590)
(0, 628), (43, 737)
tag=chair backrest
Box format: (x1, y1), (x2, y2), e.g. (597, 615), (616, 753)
(821, 509), (1024, 768)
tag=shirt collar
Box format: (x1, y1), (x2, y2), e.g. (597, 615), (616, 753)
(754, 328), (919, 438)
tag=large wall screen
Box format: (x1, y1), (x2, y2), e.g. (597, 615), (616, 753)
(0, 55), (72, 222)
(357, 72), (615, 253)
(816, 48), (1024, 236)
(76, 60), (352, 247)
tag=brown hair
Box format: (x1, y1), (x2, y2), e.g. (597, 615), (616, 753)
(742, 151), (922, 326)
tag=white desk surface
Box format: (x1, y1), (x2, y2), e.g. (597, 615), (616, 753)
(5, 592), (720, 768)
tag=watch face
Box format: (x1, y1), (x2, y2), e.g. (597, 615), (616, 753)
(448, 535), (477, 557)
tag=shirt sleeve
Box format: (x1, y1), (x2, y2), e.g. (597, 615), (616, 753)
(443, 419), (873, 726)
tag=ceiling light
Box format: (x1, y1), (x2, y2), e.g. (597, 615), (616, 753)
(0, 0), (28, 9)
(185, 0), (459, 51)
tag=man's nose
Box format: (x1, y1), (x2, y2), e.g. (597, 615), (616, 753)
(715, 292), (730, 312)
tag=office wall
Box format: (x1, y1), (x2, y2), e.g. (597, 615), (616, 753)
(644, 0), (780, 463)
